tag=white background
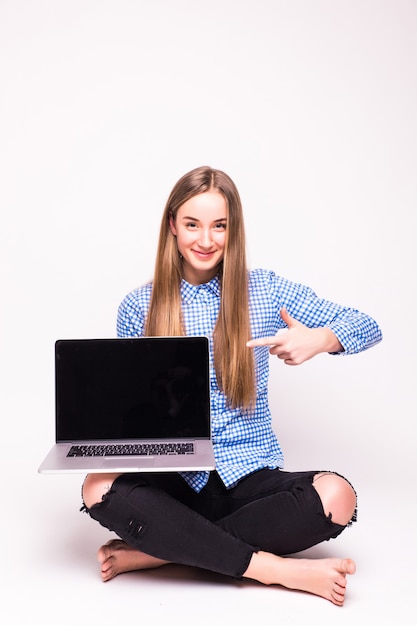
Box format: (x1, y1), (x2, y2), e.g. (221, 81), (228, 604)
(1, 1), (416, 624)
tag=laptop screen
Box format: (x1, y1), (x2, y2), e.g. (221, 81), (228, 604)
(55, 337), (211, 442)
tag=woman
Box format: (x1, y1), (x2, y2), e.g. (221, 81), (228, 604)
(82, 166), (382, 606)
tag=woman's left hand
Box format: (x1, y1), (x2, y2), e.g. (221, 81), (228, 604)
(246, 308), (343, 366)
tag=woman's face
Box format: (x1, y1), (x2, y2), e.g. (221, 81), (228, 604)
(170, 191), (227, 285)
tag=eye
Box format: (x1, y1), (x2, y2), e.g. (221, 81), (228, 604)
(214, 222), (227, 230)
(186, 221), (198, 229)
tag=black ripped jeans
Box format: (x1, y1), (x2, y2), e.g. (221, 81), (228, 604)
(82, 469), (353, 579)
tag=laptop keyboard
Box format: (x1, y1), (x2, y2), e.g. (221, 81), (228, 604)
(67, 442), (194, 457)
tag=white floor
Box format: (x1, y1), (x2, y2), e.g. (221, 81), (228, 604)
(3, 461), (414, 626)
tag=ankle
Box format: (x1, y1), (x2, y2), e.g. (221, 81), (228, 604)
(243, 551), (278, 585)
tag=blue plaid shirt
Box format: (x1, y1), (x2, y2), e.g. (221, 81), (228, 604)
(117, 269), (382, 492)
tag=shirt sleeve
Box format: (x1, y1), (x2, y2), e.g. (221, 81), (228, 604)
(267, 270), (383, 355)
(116, 289), (148, 338)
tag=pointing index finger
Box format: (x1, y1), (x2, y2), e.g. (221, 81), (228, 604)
(247, 330), (287, 348)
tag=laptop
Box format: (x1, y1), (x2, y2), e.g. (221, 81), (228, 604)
(38, 336), (215, 474)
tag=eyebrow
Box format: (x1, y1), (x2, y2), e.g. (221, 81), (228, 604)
(181, 215), (227, 222)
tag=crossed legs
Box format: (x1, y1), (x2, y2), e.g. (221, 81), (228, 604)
(82, 471), (357, 606)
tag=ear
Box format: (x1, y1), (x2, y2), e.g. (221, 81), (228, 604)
(169, 213), (177, 236)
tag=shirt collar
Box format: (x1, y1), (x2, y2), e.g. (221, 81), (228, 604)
(180, 274), (221, 304)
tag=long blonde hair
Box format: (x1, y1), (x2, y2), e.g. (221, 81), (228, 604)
(145, 166), (255, 409)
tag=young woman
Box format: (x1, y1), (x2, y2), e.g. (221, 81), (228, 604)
(82, 166), (382, 606)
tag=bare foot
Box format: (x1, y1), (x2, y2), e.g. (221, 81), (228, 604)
(97, 539), (169, 582)
(97, 540), (355, 605)
(244, 552), (356, 606)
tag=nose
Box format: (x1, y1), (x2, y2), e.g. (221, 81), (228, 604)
(198, 228), (213, 248)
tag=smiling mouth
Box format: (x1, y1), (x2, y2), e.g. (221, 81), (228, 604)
(192, 249), (216, 258)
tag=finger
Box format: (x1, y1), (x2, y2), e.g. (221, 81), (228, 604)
(280, 307), (298, 328)
(247, 336), (284, 348)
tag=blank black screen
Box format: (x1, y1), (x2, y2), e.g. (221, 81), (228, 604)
(55, 337), (210, 441)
